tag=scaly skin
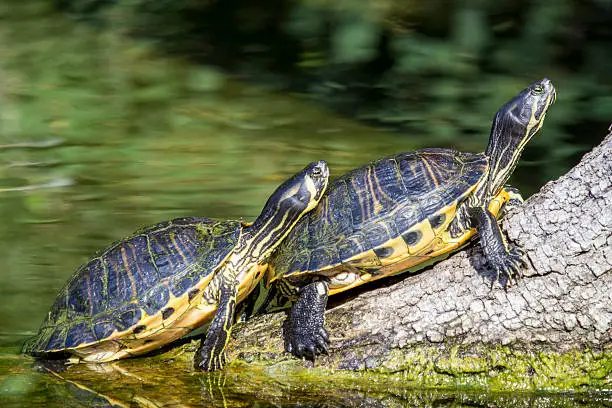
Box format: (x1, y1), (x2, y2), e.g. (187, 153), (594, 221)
(469, 206), (528, 287)
(195, 280), (237, 371)
(286, 281), (330, 360)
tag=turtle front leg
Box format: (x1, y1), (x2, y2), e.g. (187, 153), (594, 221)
(286, 280), (329, 361)
(195, 280), (237, 371)
(469, 206), (528, 287)
(501, 186), (524, 216)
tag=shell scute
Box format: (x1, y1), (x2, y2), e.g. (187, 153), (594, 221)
(323, 181), (353, 235)
(308, 248), (337, 273)
(363, 220), (396, 248)
(419, 192), (446, 220)
(65, 322), (96, 349)
(397, 155), (433, 196)
(25, 217), (242, 354)
(87, 260), (106, 315)
(103, 246), (136, 309)
(373, 158), (406, 203)
(283, 250), (310, 277)
(169, 269), (201, 298)
(93, 320), (116, 341)
(336, 235), (368, 262)
(123, 235), (162, 292)
(62, 259), (104, 316)
(140, 284), (171, 316)
(347, 172), (369, 227)
(392, 205), (421, 234)
(438, 179), (471, 206)
(114, 304), (142, 331)
(65, 277), (92, 316)
(271, 149), (488, 279)
(45, 328), (66, 351)
(291, 217), (311, 249)
(149, 229), (192, 279)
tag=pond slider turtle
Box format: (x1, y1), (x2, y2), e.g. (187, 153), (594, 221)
(23, 161), (329, 371)
(259, 79), (556, 359)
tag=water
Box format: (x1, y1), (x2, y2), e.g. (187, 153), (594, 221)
(0, 4), (609, 408)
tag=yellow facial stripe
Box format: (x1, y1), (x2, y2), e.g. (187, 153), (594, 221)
(303, 175), (321, 211)
(280, 184), (301, 202)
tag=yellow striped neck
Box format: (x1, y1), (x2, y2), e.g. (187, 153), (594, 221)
(226, 210), (301, 276)
(226, 168), (325, 275)
(472, 93), (552, 206)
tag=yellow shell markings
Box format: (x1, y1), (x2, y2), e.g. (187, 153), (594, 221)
(62, 229), (243, 363)
(419, 155), (442, 190)
(273, 187), (512, 298)
(63, 273), (215, 363)
(267, 172), (462, 284)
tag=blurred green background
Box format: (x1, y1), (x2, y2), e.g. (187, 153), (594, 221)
(0, 0), (610, 405)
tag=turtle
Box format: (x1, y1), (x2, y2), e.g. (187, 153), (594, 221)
(23, 160), (329, 371)
(255, 78), (556, 360)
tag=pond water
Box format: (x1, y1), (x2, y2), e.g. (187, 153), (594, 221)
(0, 3), (609, 408)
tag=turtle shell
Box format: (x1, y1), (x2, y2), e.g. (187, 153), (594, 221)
(267, 148), (488, 291)
(24, 217), (241, 355)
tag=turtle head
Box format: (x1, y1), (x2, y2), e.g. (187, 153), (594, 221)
(483, 78), (556, 198)
(272, 160), (329, 215)
(500, 78), (556, 141)
(243, 160), (329, 258)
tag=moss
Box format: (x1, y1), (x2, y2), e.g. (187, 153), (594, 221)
(211, 306), (612, 393)
(219, 340), (612, 392)
(8, 342), (608, 407)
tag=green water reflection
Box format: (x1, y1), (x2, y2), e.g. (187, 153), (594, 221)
(1, 342), (610, 407)
(0, 4), (608, 408)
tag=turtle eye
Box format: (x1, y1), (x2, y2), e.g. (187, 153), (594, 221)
(532, 86), (544, 95)
(311, 167), (322, 177)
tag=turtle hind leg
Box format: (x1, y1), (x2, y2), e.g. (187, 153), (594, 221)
(195, 281), (237, 372)
(285, 280), (329, 361)
(470, 206), (528, 288)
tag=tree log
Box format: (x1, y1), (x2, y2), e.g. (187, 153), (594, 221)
(223, 127), (612, 391)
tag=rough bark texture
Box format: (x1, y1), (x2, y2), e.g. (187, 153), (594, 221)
(220, 128), (612, 391)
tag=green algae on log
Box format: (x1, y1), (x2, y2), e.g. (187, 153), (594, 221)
(217, 127), (612, 392)
(13, 353), (610, 407)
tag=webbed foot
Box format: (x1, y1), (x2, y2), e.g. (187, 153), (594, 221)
(285, 280), (329, 361)
(195, 339), (227, 372)
(487, 246), (528, 287)
(470, 206), (528, 288)
(194, 282), (236, 372)
(286, 323), (329, 361)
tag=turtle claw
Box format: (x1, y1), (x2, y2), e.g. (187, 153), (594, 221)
(287, 325), (330, 361)
(307, 345), (317, 361)
(318, 327), (329, 342)
(195, 342), (227, 372)
(286, 281), (330, 362)
(489, 246), (528, 288)
(316, 337), (329, 355)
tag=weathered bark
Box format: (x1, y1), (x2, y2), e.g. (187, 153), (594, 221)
(224, 127), (612, 390)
